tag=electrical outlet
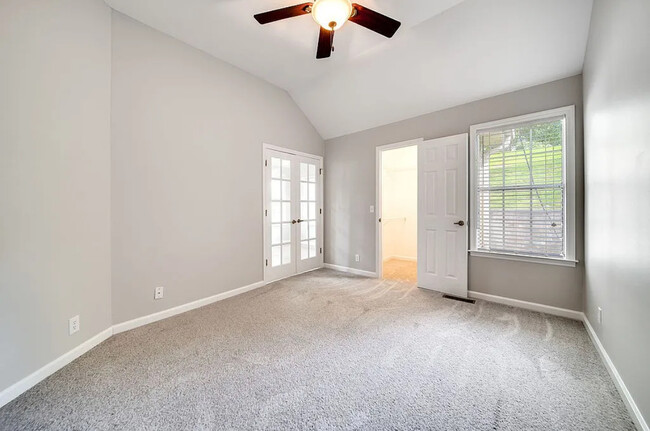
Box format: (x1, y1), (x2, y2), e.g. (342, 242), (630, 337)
(355, 254), (360, 262)
(154, 286), (164, 300)
(69, 315), (80, 335)
(598, 307), (603, 324)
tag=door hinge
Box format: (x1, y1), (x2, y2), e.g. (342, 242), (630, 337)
(319, 168), (323, 175)
(265, 209), (268, 217)
(265, 160), (268, 167)
(320, 247), (323, 254)
(320, 208), (322, 215)
(265, 259), (268, 267)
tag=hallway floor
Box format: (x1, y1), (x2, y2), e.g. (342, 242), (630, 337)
(382, 258), (417, 282)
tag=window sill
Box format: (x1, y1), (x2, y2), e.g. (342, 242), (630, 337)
(469, 250), (578, 267)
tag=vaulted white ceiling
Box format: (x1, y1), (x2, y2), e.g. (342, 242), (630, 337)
(105, 0), (593, 139)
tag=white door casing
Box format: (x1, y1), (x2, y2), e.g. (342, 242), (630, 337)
(417, 134), (468, 297)
(263, 146), (323, 283)
(375, 138), (424, 279)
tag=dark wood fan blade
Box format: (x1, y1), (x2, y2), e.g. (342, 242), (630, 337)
(316, 27), (333, 59)
(349, 3), (401, 38)
(254, 3), (313, 25)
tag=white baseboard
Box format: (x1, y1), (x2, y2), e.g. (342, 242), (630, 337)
(0, 327), (113, 409)
(3, 277), (645, 431)
(583, 316), (648, 431)
(113, 280), (265, 334)
(324, 263), (377, 278)
(468, 291), (583, 321)
(0, 279), (266, 409)
(469, 291), (648, 430)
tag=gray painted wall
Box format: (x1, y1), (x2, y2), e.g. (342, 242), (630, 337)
(325, 75), (584, 311)
(0, 0), (112, 391)
(583, 0), (650, 425)
(110, 13), (324, 324)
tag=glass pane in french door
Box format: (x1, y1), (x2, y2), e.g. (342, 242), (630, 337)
(270, 156), (292, 268)
(300, 162), (318, 260)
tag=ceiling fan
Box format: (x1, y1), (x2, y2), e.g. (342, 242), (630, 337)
(254, 0), (401, 59)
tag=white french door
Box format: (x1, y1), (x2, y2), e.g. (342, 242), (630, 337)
(295, 155), (323, 274)
(264, 147), (323, 283)
(417, 134), (469, 298)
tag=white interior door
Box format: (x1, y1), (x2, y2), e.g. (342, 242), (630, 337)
(264, 148), (323, 283)
(295, 155), (323, 274)
(265, 150), (296, 282)
(417, 134), (468, 297)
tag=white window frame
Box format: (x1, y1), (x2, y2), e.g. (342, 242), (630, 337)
(469, 106), (577, 267)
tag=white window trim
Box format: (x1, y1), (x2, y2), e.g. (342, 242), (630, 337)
(468, 106), (577, 267)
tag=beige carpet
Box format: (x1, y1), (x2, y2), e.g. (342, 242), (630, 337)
(0, 269), (635, 430)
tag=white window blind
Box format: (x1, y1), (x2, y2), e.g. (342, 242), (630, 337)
(474, 115), (567, 258)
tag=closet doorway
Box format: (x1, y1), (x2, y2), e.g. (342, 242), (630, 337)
(376, 140), (420, 282)
(376, 135), (469, 297)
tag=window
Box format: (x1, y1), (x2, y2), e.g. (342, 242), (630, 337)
(469, 106), (576, 266)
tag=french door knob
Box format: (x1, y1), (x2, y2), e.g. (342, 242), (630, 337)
(454, 220), (465, 226)
(297, 219), (303, 223)
(292, 220), (297, 225)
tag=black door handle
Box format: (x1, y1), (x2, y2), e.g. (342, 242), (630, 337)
(454, 221), (465, 226)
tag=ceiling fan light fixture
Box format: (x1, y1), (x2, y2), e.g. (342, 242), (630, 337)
(311, 0), (353, 31)
(254, 1), (401, 59)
